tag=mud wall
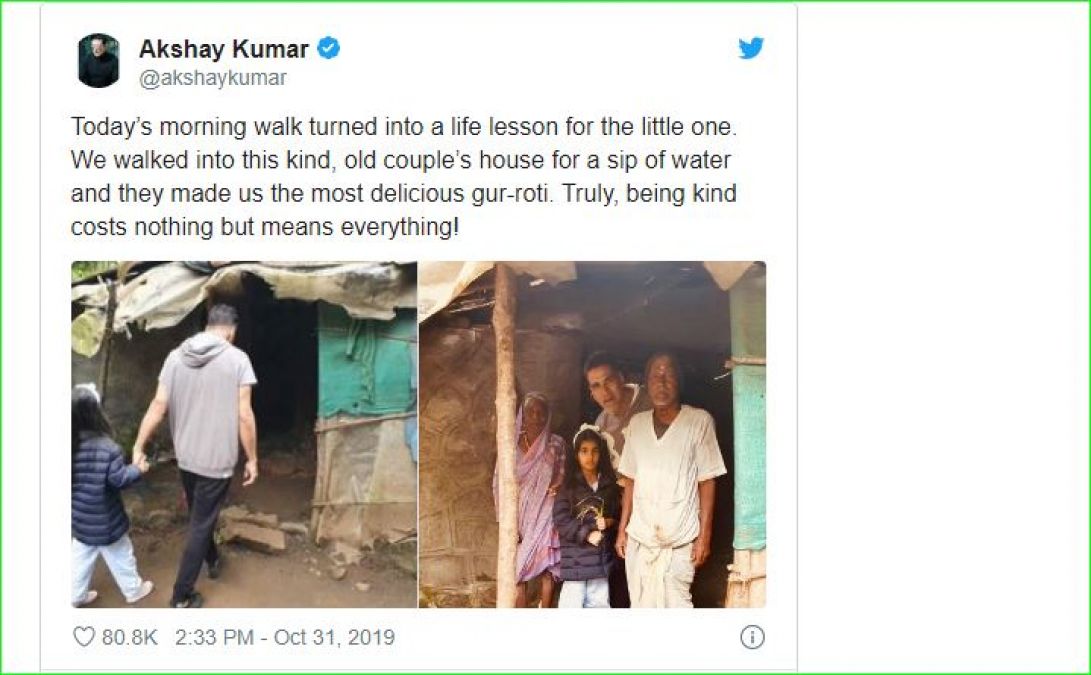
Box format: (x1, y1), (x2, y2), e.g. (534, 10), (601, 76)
(419, 325), (582, 606)
(71, 318), (200, 450)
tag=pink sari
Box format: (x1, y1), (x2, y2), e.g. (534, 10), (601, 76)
(494, 392), (564, 583)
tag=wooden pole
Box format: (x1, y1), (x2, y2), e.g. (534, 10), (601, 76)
(493, 264), (518, 608)
(98, 279), (117, 407)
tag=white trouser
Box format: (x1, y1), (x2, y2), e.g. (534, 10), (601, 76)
(72, 535), (145, 605)
(557, 577), (610, 608)
(625, 538), (695, 608)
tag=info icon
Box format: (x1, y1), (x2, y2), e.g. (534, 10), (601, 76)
(741, 625), (765, 649)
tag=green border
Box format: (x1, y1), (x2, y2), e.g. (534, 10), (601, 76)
(1, 1), (1089, 674)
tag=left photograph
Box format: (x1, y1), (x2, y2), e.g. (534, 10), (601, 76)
(69, 261), (418, 608)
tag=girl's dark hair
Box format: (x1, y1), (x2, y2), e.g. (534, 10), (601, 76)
(72, 385), (113, 456)
(564, 428), (616, 489)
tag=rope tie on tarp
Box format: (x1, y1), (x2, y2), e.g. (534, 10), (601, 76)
(714, 356), (767, 380)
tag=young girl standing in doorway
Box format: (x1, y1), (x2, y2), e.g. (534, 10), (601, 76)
(553, 425), (620, 608)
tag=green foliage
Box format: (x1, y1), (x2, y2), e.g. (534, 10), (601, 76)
(71, 261), (116, 282)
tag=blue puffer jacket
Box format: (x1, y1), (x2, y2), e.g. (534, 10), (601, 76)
(552, 472), (620, 581)
(71, 433), (141, 546)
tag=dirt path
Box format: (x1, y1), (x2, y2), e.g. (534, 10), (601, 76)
(83, 462), (416, 609)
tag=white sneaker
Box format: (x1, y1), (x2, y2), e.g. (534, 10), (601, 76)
(126, 580), (155, 604)
(74, 589), (99, 607)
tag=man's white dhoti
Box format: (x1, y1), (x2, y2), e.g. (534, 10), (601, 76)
(625, 539), (695, 608)
(619, 405), (726, 608)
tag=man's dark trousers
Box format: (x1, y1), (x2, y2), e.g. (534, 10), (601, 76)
(172, 470), (231, 604)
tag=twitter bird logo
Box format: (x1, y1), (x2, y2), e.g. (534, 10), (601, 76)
(739, 37), (764, 59)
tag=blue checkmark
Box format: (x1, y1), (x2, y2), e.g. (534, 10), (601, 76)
(317, 36), (340, 60)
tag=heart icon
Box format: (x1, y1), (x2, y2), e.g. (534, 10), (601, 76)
(73, 626), (95, 647)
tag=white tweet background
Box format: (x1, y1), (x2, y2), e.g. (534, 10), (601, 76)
(22, 3), (798, 672)
(3, 2), (1089, 673)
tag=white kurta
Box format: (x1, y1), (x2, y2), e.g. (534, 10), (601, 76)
(618, 405), (727, 607)
(618, 405), (727, 548)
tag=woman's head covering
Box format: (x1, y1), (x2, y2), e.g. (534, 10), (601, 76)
(520, 391), (550, 413)
(495, 390), (564, 582)
(515, 391), (551, 446)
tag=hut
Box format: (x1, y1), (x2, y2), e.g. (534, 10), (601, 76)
(70, 261), (418, 549)
(417, 261), (766, 608)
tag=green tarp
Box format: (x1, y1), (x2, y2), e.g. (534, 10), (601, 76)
(731, 364), (766, 550)
(318, 303), (416, 418)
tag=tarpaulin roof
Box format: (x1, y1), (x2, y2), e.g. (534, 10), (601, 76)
(417, 261), (756, 323)
(72, 261), (414, 357)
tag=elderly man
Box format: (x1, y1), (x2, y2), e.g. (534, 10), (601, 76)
(133, 304), (258, 608)
(79, 35), (118, 88)
(615, 352), (726, 608)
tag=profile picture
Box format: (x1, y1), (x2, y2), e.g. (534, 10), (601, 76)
(78, 33), (119, 88)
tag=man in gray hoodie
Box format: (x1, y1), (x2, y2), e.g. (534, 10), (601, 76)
(133, 304), (258, 608)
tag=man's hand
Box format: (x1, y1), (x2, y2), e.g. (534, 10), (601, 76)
(691, 535), (712, 567)
(693, 478), (716, 567)
(243, 460), (259, 486)
(587, 530), (603, 547)
(238, 385), (258, 485)
(133, 384), (168, 463)
(616, 477), (633, 559)
(135, 455), (150, 474)
(132, 448), (146, 469)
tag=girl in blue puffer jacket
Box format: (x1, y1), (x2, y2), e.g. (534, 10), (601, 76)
(71, 384), (154, 606)
(552, 425), (620, 608)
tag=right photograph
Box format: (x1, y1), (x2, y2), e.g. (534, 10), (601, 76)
(418, 262), (766, 609)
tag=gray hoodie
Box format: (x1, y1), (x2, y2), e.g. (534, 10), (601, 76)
(179, 332), (231, 368)
(159, 332), (258, 479)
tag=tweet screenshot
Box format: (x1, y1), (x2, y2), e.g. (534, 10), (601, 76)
(5, 1), (1089, 673)
(4, 1), (798, 672)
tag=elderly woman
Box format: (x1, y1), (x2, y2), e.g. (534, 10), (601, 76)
(494, 391), (565, 607)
